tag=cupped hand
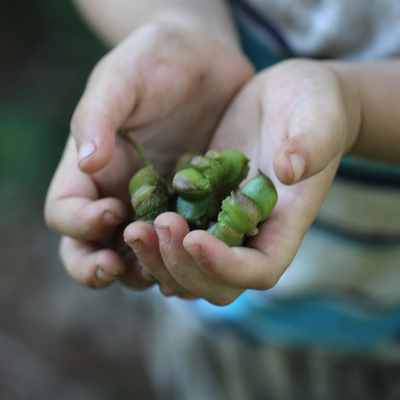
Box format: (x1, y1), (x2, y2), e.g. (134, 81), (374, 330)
(124, 59), (362, 304)
(44, 22), (253, 289)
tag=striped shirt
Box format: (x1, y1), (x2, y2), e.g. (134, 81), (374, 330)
(192, 0), (400, 349)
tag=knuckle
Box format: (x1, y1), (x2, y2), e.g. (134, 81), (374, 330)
(195, 257), (226, 282)
(165, 259), (181, 276)
(206, 264), (225, 282)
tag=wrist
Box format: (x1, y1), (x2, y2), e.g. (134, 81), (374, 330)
(73, 0), (241, 51)
(152, 9), (242, 51)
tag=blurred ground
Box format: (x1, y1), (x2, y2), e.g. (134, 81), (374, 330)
(0, 1), (154, 399)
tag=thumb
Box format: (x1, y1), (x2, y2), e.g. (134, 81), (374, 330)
(273, 103), (348, 185)
(70, 51), (138, 174)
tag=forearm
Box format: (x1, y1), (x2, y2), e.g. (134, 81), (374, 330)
(72, 0), (240, 49)
(328, 59), (400, 165)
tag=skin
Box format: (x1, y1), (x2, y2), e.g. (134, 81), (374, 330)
(44, 1), (253, 290)
(45, 1), (400, 303)
(124, 59), (361, 303)
(124, 59), (400, 305)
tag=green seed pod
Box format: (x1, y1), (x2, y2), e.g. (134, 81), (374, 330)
(129, 165), (170, 224)
(171, 152), (201, 178)
(172, 168), (213, 200)
(175, 195), (222, 227)
(218, 149), (253, 193)
(172, 149), (250, 226)
(120, 130), (171, 224)
(208, 170), (278, 246)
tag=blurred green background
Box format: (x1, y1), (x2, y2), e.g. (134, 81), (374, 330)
(1, 0), (106, 207)
(0, 1), (153, 399)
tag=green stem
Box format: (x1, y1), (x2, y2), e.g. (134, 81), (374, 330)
(120, 130), (152, 167)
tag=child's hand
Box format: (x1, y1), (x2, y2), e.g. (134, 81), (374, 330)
(124, 59), (362, 304)
(44, 22), (253, 289)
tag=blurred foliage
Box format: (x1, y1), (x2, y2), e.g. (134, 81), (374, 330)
(0, 0), (108, 214)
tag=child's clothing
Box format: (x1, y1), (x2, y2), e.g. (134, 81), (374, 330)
(195, 0), (400, 351)
(127, 1), (400, 398)
(230, 0), (400, 66)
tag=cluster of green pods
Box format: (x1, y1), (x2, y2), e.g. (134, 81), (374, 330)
(172, 149), (250, 227)
(123, 132), (278, 247)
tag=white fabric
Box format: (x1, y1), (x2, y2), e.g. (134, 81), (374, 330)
(241, 0), (400, 59)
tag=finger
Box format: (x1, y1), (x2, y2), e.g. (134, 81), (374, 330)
(117, 247), (158, 291)
(182, 160), (339, 291)
(60, 236), (126, 289)
(70, 49), (139, 174)
(182, 197), (306, 291)
(270, 68), (348, 185)
(182, 232), (285, 292)
(155, 213), (243, 305)
(47, 197), (128, 240)
(272, 108), (346, 185)
(44, 136), (129, 240)
(124, 220), (190, 295)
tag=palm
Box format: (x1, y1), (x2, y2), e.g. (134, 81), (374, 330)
(123, 60), (357, 303)
(77, 24), (254, 175)
(209, 63), (345, 277)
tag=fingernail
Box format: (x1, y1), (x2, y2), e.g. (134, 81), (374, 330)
(288, 152), (305, 184)
(126, 239), (143, 253)
(104, 210), (124, 225)
(78, 141), (96, 164)
(155, 225), (171, 243)
(184, 244), (203, 260)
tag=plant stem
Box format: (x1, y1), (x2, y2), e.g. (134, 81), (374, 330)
(120, 130), (152, 167)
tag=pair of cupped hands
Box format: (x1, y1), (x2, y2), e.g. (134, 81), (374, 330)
(45, 23), (361, 305)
